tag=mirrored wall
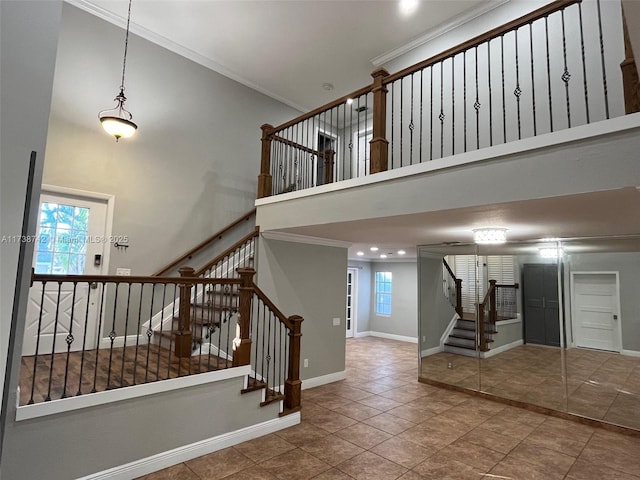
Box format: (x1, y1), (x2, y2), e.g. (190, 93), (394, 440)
(418, 236), (640, 432)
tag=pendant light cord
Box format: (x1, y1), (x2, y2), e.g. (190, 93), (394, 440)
(120, 0), (133, 92)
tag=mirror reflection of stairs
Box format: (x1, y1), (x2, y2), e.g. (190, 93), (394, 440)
(444, 317), (496, 356)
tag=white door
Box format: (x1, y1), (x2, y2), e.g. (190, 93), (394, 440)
(346, 268), (357, 338)
(572, 273), (621, 352)
(22, 192), (109, 356)
(353, 129), (372, 178)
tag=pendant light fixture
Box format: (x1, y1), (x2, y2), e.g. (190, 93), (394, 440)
(99, 0), (137, 141)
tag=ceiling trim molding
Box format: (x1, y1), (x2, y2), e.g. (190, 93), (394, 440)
(64, 0), (308, 113)
(261, 231), (351, 249)
(371, 0), (510, 67)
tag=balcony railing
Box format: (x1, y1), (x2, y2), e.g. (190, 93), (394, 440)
(258, 0), (637, 198)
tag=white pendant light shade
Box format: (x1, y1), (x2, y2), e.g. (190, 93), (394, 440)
(100, 115), (137, 140)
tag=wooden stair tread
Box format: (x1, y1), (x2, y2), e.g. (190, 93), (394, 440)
(172, 316), (221, 327)
(444, 342), (477, 350)
(154, 330), (203, 343)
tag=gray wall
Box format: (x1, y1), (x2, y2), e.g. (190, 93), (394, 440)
(348, 261), (372, 335)
(0, 0), (63, 459)
(419, 255), (457, 352)
(257, 238), (347, 380)
(43, 4), (300, 279)
(491, 321), (523, 349)
(369, 261), (418, 339)
(2, 376), (280, 480)
(566, 252), (640, 352)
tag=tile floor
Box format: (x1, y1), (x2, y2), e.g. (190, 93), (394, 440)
(421, 343), (640, 430)
(137, 337), (640, 480)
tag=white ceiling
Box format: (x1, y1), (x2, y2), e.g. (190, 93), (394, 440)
(69, 0), (498, 111)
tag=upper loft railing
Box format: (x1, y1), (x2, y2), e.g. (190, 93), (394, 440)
(257, 0), (639, 198)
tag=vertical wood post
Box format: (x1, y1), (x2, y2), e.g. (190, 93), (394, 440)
(621, 7), (640, 114)
(370, 68), (390, 174)
(489, 280), (497, 324)
(323, 150), (335, 184)
(455, 278), (463, 317)
(176, 267), (195, 358)
(257, 124), (274, 198)
(233, 268), (254, 367)
(284, 315), (303, 411)
(477, 305), (487, 352)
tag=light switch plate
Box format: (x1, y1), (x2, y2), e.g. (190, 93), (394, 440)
(332, 317), (341, 326)
(116, 268), (131, 276)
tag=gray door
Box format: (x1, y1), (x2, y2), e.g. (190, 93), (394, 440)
(523, 264), (560, 347)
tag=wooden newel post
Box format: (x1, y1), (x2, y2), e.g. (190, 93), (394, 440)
(176, 267), (195, 358)
(370, 68), (389, 174)
(233, 268), (255, 367)
(284, 315), (303, 411)
(489, 280), (497, 324)
(455, 278), (463, 317)
(323, 150), (335, 184)
(621, 7), (640, 114)
(257, 124), (274, 198)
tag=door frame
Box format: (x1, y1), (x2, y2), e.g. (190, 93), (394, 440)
(346, 267), (358, 338)
(569, 271), (622, 352)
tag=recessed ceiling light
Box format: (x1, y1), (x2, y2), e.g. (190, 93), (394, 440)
(397, 250), (406, 255)
(540, 247), (564, 259)
(370, 246), (379, 252)
(356, 251), (364, 256)
(346, 98), (353, 105)
(322, 82), (334, 91)
(399, 0), (419, 16)
(380, 254), (387, 259)
(541, 237), (561, 242)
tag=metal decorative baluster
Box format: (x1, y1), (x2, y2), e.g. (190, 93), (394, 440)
(77, 281), (93, 395)
(529, 22), (538, 136)
(596, 0), (609, 119)
(409, 73), (415, 164)
(501, 35), (507, 143)
(464, 50), (468, 152)
(451, 59), (455, 155)
(29, 282), (47, 404)
(61, 282), (78, 398)
(514, 28), (522, 140)
(279, 322), (284, 395)
(474, 46), (481, 150)
(45, 281), (63, 401)
(400, 77), (404, 166)
(561, 9), (571, 128)
(545, 16), (554, 132)
(120, 282), (132, 387)
(439, 61), (445, 159)
(266, 310), (273, 387)
(390, 83), (394, 168)
(261, 304), (267, 382)
(487, 42), (493, 146)
(578, 3), (591, 123)
(144, 283), (155, 383)
(419, 69), (424, 162)
(106, 283), (119, 389)
(430, 66), (434, 160)
(92, 281), (107, 392)
(132, 283), (144, 385)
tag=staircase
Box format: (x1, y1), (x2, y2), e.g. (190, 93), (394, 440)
(443, 316), (496, 356)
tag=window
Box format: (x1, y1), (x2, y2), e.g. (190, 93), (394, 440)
(375, 271), (392, 315)
(34, 202), (90, 274)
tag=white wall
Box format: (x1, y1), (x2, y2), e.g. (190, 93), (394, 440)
(0, 0), (63, 460)
(348, 261), (372, 335)
(369, 261), (418, 340)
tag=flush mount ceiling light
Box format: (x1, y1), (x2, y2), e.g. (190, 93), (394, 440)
(356, 251), (364, 256)
(370, 246), (379, 252)
(397, 250), (406, 255)
(380, 254), (388, 259)
(473, 228), (508, 245)
(399, 0), (419, 16)
(98, 0), (137, 141)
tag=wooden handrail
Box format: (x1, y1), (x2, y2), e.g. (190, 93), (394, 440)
(152, 208), (256, 276)
(442, 258), (456, 280)
(272, 135), (333, 159)
(193, 226), (260, 277)
(251, 282), (293, 330)
(384, 0), (581, 84)
(271, 85), (373, 134)
(442, 259), (463, 317)
(31, 272), (242, 285)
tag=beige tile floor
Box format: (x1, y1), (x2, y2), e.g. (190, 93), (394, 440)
(138, 337), (640, 480)
(421, 344), (640, 430)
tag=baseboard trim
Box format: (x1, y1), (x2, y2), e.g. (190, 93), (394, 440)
(481, 339), (523, 358)
(301, 370), (347, 389)
(98, 334), (145, 349)
(421, 346), (442, 357)
(354, 331), (418, 344)
(622, 349), (640, 357)
(78, 412), (300, 480)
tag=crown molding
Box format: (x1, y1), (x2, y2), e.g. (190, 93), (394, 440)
(64, 0), (308, 113)
(261, 231), (351, 249)
(371, 0), (510, 67)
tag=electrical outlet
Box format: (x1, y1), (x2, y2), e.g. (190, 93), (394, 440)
(332, 317), (341, 326)
(116, 268), (131, 276)
(303, 358), (309, 368)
